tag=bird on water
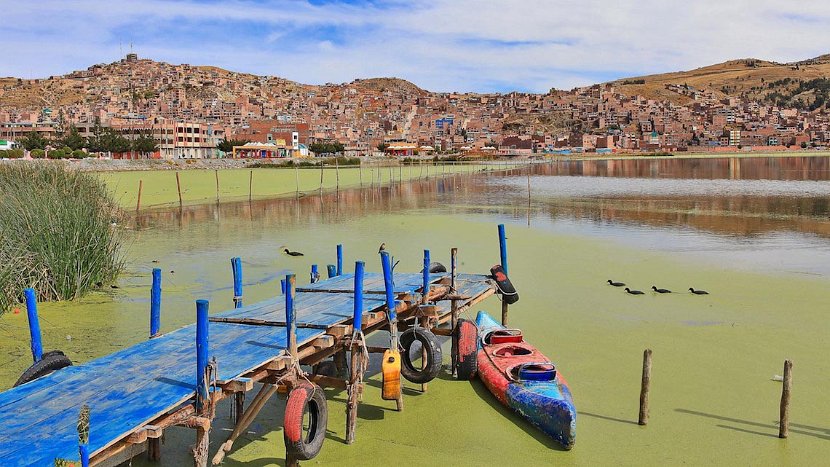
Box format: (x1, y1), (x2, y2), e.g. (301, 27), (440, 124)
(378, 242), (386, 254)
(652, 286), (671, 293)
(607, 279), (625, 287)
(284, 248), (304, 257)
(625, 287), (644, 295)
(689, 288), (709, 295)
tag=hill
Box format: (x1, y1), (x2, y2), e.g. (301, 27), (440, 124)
(612, 55), (830, 109)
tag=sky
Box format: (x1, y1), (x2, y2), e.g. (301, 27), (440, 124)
(1, 0), (828, 93)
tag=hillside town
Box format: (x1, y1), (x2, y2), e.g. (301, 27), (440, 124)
(0, 54), (828, 159)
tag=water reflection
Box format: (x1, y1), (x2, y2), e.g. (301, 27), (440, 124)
(131, 156), (830, 276)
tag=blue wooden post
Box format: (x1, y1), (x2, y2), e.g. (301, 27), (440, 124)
(380, 252), (396, 322)
(150, 268), (161, 338)
(285, 274), (297, 356)
(310, 264), (319, 283)
(195, 299), (209, 412)
(336, 244), (343, 276)
(327, 264), (336, 279)
(498, 224), (508, 275)
(422, 249), (431, 301)
(353, 261), (365, 330)
(280, 278), (286, 295)
(231, 257), (243, 308)
(24, 288), (42, 363)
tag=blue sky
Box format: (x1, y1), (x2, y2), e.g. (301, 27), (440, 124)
(2, 1), (828, 93)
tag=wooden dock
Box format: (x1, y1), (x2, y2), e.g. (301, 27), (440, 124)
(0, 248), (500, 466)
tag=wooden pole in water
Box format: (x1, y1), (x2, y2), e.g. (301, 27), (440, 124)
(150, 268), (162, 338)
(450, 248), (458, 377)
(23, 288), (43, 363)
(336, 244), (344, 276)
(136, 179), (143, 211)
(231, 257), (243, 308)
(498, 224), (509, 325)
(639, 348), (652, 426)
(294, 164), (300, 196)
(527, 165), (531, 226)
(319, 160), (324, 192)
(215, 170), (220, 203)
(248, 170), (253, 202)
(335, 157), (340, 191)
(779, 359), (792, 438)
(175, 171), (183, 208)
(359, 162), (363, 187)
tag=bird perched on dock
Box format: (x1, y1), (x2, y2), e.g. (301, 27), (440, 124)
(284, 248), (304, 257)
(378, 242), (386, 254)
(651, 286), (671, 294)
(607, 279), (625, 287)
(689, 288), (709, 295)
(625, 287), (644, 295)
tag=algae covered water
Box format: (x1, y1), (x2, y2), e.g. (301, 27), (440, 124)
(1, 157), (829, 465)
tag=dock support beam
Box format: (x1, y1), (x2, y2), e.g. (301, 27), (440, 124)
(336, 244), (343, 276)
(380, 252), (403, 411)
(498, 224), (509, 326)
(347, 261), (366, 444)
(449, 248), (458, 377)
(231, 257), (243, 309)
(24, 288), (43, 363)
(422, 249), (431, 304)
(150, 268), (162, 338)
(194, 299), (211, 467)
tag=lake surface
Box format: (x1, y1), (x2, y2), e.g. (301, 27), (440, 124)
(2, 155), (829, 465)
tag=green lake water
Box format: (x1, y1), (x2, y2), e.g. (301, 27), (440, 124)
(1, 156), (829, 465)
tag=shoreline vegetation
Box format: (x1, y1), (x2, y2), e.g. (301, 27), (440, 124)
(0, 163), (124, 314)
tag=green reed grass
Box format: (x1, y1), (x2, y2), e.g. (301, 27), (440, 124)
(0, 163), (124, 313)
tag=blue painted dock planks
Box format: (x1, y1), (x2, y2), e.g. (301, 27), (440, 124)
(0, 272), (491, 466)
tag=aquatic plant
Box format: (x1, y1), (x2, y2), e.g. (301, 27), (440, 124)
(0, 163), (124, 313)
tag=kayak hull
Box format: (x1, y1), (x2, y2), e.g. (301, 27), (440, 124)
(475, 311), (576, 449)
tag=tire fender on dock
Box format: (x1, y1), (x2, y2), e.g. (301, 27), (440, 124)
(399, 327), (443, 384)
(453, 319), (478, 380)
(14, 350), (72, 387)
(284, 382), (328, 461)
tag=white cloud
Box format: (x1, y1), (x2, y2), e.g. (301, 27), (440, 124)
(0, 0), (827, 92)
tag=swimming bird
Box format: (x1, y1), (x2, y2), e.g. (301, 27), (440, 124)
(607, 279), (625, 287)
(689, 288), (709, 295)
(110, 285), (119, 289)
(378, 242), (386, 254)
(651, 286), (671, 294)
(284, 248), (304, 257)
(625, 287), (644, 295)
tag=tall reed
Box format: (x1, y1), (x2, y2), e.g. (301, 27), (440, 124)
(0, 163), (124, 313)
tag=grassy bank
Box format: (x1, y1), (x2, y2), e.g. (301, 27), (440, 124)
(100, 162), (520, 209)
(0, 163), (124, 313)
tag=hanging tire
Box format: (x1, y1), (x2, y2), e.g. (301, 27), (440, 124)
(14, 350), (72, 387)
(453, 319), (478, 380)
(399, 327), (442, 384)
(284, 383), (328, 461)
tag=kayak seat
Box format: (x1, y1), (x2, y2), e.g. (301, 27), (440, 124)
(485, 329), (523, 345)
(513, 362), (557, 382)
(493, 345), (533, 357)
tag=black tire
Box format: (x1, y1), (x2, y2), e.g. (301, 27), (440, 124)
(284, 383), (328, 461)
(420, 262), (447, 274)
(453, 319), (478, 380)
(399, 327), (443, 384)
(313, 360), (337, 378)
(14, 350), (72, 387)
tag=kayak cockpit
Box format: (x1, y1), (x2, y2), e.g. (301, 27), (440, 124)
(510, 362), (557, 382)
(483, 328), (523, 345)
